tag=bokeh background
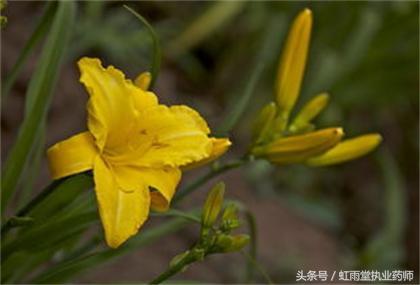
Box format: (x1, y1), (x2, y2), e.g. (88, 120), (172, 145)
(2, 1), (418, 283)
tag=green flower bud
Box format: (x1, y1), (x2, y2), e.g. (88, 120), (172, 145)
(169, 250), (190, 269)
(252, 102), (277, 145)
(201, 182), (225, 230)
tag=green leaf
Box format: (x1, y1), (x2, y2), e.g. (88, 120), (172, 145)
(18, 127), (46, 207)
(31, 216), (192, 283)
(1, 211), (98, 261)
(28, 173), (94, 223)
(1, 3), (56, 99)
(151, 208), (201, 224)
(123, 5), (161, 89)
(1, 1), (76, 213)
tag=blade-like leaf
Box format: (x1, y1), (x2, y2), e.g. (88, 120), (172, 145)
(124, 5), (161, 89)
(31, 216), (192, 283)
(1, 211), (98, 261)
(1, 1), (76, 213)
(1, 2), (56, 99)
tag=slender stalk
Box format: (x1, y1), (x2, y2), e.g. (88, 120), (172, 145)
(173, 159), (246, 203)
(150, 253), (197, 284)
(241, 251), (274, 285)
(244, 210), (257, 282)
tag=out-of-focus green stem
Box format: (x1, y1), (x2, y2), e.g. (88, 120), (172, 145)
(150, 250), (199, 284)
(244, 210), (257, 282)
(173, 158), (247, 203)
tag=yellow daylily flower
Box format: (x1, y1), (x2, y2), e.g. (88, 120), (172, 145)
(306, 134), (382, 166)
(250, 8), (381, 166)
(47, 57), (231, 248)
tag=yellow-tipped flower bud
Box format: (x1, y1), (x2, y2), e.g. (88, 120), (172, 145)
(256, 127), (344, 164)
(276, 8), (312, 119)
(289, 92), (330, 133)
(306, 133), (382, 166)
(252, 102), (277, 145)
(201, 182), (225, 230)
(134, 71), (152, 90)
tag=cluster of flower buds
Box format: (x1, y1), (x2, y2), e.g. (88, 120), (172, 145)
(168, 182), (250, 273)
(251, 9), (381, 167)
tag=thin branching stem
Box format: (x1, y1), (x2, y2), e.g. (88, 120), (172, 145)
(173, 158), (247, 203)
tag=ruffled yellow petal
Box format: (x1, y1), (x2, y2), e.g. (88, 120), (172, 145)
(47, 132), (97, 179)
(78, 57), (158, 152)
(182, 138), (232, 171)
(93, 156), (150, 248)
(107, 105), (212, 168)
(276, 9), (312, 117)
(306, 133), (382, 166)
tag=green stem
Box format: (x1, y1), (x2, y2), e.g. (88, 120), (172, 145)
(173, 159), (246, 203)
(244, 210), (257, 282)
(241, 251), (274, 285)
(150, 251), (197, 284)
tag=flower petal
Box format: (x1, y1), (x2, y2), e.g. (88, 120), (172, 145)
(78, 57), (158, 152)
(108, 105), (213, 168)
(47, 132), (97, 179)
(182, 138), (232, 171)
(111, 165), (181, 212)
(306, 133), (382, 166)
(93, 156), (150, 248)
(141, 167), (181, 212)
